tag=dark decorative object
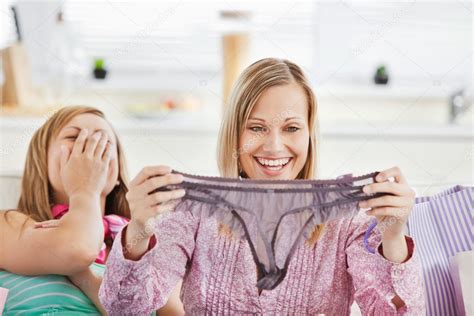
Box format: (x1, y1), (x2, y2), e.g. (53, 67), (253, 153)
(93, 58), (107, 79)
(374, 65), (389, 84)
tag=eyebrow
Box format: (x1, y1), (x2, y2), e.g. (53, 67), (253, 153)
(248, 116), (304, 122)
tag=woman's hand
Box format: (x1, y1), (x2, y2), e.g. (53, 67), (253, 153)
(359, 166), (415, 238)
(60, 129), (113, 198)
(358, 166), (416, 262)
(124, 165), (185, 260)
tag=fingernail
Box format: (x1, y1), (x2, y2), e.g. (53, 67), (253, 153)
(180, 190), (186, 196)
(363, 186), (371, 193)
(377, 174), (385, 181)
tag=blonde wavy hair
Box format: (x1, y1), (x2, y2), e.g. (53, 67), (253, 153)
(217, 58), (324, 245)
(15, 106), (130, 222)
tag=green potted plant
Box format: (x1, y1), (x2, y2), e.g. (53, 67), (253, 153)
(93, 58), (107, 79)
(374, 65), (389, 84)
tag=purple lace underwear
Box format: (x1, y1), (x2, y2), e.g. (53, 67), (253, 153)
(154, 170), (388, 290)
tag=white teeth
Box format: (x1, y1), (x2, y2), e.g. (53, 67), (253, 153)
(256, 157), (291, 167)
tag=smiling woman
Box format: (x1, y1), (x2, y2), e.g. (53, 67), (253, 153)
(99, 58), (426, 315)
(218, 58), (319, 181)
(216, 59), (324, 247)
(215, 59), (326, 254)
(238, 83), (310, 179)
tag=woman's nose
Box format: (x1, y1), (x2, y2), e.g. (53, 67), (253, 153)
(262, 131), (285, 152)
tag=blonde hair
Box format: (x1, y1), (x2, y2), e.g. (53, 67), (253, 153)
(216, 58), (324, 245)
(16, 106), (131, 222)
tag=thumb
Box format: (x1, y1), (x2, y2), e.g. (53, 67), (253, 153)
(60, 145), (70, 170)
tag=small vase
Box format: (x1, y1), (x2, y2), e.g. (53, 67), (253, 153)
(374, 74), (388, 85)
(93, 68), (107, 79)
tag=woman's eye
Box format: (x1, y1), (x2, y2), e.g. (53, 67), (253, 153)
(286, 126), (300, 132)
(249, 126), (266, 133)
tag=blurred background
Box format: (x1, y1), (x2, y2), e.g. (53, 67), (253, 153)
(0, 0), (472, 201)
